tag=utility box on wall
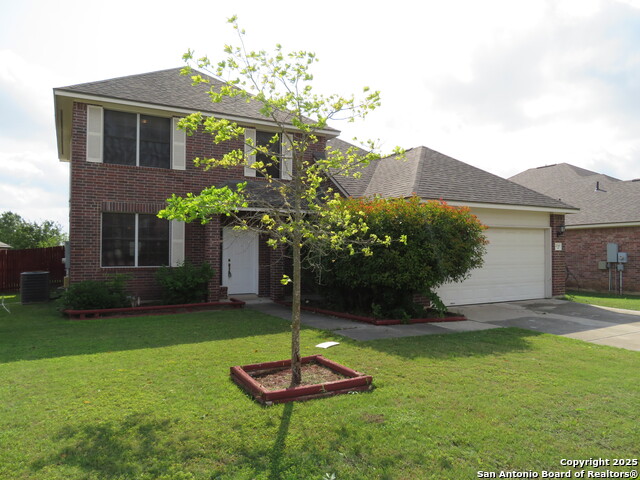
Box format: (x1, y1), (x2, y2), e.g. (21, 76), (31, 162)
(607, 243), (619, 263)
(618, 252), (628, 263)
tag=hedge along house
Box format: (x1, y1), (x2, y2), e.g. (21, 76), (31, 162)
(54, 68), (337, 301)
(329, 140), (578, 306)
(511, 163), (640, 294)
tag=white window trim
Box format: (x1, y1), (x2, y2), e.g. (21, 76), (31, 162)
(245, 128), (293, 180)
(281, 132), (293, 180)
(171, 118), (186, 170)
(170, 220), (185, 266)
(244, 127), (257, 177)
(86, 105), (104, 163)
(94, 109), (185, 170)
(101, 213), (174, 268)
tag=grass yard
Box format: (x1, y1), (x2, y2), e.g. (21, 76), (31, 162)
(0, 298), (638, 480)
(565, 290), (640, 311)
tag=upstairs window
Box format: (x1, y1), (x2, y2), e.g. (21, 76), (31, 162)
(103, 110), (171, 169)
(243, 128), (292, 179)
(255, 131), (281, 179)
(102, 213), (170, 267)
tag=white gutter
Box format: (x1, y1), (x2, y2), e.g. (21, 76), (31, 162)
(426, 199), (578, 215)
(567, 222), (640, 230)
(53, 90), (340, 137)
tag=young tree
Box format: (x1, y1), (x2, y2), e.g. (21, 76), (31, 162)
(0, 211), (67, 249)
(158, 17), (402, 385)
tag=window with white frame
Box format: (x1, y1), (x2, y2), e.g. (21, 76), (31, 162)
(102, 213), (170, 267)
(86, 105), (186, 170)
(103, 110), (171, 168)
(255, 131), (281, 178)
(244, 128), (292, 180)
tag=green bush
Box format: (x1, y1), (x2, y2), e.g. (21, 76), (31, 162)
(155, 261), (215, 305)
(57, 275), (130, 311)
(316, 196), (487, 317)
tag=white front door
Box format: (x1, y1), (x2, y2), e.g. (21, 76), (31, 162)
(222, 228), (258, 294)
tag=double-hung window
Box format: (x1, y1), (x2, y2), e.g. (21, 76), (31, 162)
(85, 105), (186, 170)
(103, 110), (171, 168)
(255, 131), (282, 178)
(244, 128), (292, 179)
(102, 213), (170, 267)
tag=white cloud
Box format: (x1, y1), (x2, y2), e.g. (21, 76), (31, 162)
(0, 49), (60, 126)
(1, 0), (640, 227)
(0, 182), (68, 230)
(0, 137), (68, 229)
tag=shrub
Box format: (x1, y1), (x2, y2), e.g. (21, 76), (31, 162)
(155, 261), (215, 305)
(315, 196), (487, 317)
(57, 275), (130, 311)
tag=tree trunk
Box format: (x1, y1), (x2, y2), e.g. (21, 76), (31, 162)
(290, 239), (302, 386)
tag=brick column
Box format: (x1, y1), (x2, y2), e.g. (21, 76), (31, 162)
(269, 244), (289, 301)
(550, 214), (566, 297)
(204, 216), (222, 301)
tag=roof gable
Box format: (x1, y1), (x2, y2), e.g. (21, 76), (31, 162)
(330, 142), (575, 211)
(55, 67), (339, 132)
(510, 163), (640, 226)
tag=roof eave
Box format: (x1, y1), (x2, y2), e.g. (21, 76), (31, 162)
(53, 92), (73, 162)
(567, 221), (640, 230)
(52, 89), (340, 138)
(424, 199), (579, 215)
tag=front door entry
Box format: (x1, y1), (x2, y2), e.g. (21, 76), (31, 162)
(222, 228), (258, 294)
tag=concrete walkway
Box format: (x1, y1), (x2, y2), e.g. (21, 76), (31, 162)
(240, 296), (640, 351)
(242, 297), (500, 342)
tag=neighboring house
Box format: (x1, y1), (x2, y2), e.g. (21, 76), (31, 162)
(0, 241), (11, 250)
(53, 68), (333, 301)
(53, 68), (576, 306)
(510, 163), (640, 294)
(330, 142), (577, 306)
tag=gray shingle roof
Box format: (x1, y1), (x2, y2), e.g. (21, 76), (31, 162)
(329, 142), (575, 210)
(0, 241), (11, 249)
(326, 138), (374, 197)
(56, 67), (338, 132)
(510, 163), (640, 226)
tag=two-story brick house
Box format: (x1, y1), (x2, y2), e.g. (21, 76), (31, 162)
(54, 68), (577, 306)
(54, 68), (336, 301)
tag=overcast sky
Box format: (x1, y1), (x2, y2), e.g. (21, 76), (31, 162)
(2, 0), (640, 231)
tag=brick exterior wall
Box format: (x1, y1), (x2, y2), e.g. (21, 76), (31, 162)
(69, 101), (322, 301)
(550, 214), (566, 296)
(565, 226), (640, 294)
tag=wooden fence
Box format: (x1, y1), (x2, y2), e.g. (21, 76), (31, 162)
(0, 246), (65, 292)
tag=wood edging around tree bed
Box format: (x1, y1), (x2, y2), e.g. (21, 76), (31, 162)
(274, 301), (466, 325)
(64, 298), (246, 320)
(230, 354), (373, 405)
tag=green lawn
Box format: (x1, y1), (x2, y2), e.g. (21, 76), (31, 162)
(565, 290), (640, 311)
(0, 298), (638, 480)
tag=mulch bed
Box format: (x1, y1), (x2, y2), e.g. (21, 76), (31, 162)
(250, 361), (347, 390)
(64, 298), (245, 320)
(230, 355), (373, 405)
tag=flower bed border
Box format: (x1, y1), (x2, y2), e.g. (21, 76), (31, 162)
(230, 354), (373, 405)
(275, 301), (466, 325)
(64, 298), (245, 320)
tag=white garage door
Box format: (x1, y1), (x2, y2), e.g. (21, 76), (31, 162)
(436, 228), (546, 306)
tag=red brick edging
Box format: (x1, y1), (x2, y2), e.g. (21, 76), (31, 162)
(64, 298), (245, 320)
(230, 354), (373, 405)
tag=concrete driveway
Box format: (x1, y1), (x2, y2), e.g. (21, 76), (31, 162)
(451, 299), (640, 351)
(245, 296), (640, 351)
